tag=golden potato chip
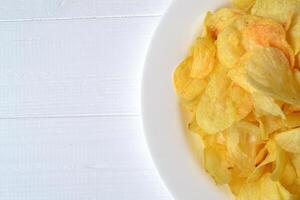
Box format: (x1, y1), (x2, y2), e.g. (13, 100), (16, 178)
(231, 14), (261, 32)
(248, 141), (276, 182)
(230, 0), (255, 10)
(284, 104), (300, 114)
(252, 92), (285, 119)
(227, 121), (261, 175)
(188, 116), (206, 137)
(291, 154), (300, 176)
(255, 144), (268, 166)
(280, 159), (297, 187)
(275, 128), (300, 153)
(196, 66), (252, 134)
(251, 0), (299, 27)
(203, 146), (231, 184)
(174, 57), (208, 101)
(238, 174), (286, 200)
(227, 66), (255, 93)
(205, 8), (242, 38)
(285, 112), (300, 128)
(229, 174), (247, 195)
(277, 182), (300, 200)
(296, 54), (300, 70)
(217, 26), (245, 68)
(244, 111), (257, 122)
(243, 19), (295, 66)
(285, 155), (300, 195)
(190, 37), (216, 78)
(180, 97), (199, 113)
(245, 47), (300, 106)
(173, 0), (300, 198)
(288, 15), (300, 54)
(270, 146), (288, 181)
(259, 115), (284, 139)
(285, 178), (300, 196)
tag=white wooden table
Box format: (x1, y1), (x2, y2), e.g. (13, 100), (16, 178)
(0, 1), (173, 199)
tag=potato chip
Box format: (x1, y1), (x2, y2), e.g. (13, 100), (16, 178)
(244, 111), (257, 122)
(248, 141), (276, 182)
(230, 0), (255, 11)
(196, 66), (252, 134)
(203, 146), (232, 184)
(229, 174), (247, 195)
(275, 128), (300, 153)
(205, 8), (242, 38)
(245, 47), (300, 106)
(217, 26), (245, 68)
(296, 54), (300, 70)
(285, 155), (300, 195)
(284, 104), (300, 114)
(188, 116), (206, 137)
(232, 15), (261, 33)
(227, 66), (255, 93)
(238, 174), (287, 200)
(252, 92), (285, 119)
(173, 1), (300, 198)
(174, 57), (208, 101)
(277, 182), (300, 200)
(227, 121), (261, 176)
(285, 178), (300, 196)
(288, 15), (300, 54)
(243, 19), (295, 66)
(285, 112), (300, 128)
(270, 146), (288, 181)
(259, 115), (284, 139)
(180, 97), (200, 113)
(251, 0), (299, 27)
(291, 154), (300, 176)
(280, 159), (297, 187)
(190, 37), (216, 78)
(255, 143), (268, 166)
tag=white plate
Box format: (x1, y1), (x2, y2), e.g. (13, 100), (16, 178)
(141, 0), (233, 200)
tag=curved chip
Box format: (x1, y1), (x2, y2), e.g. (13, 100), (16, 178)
(173, 57), (208, 101)
(227, 121), (261, 175)
(270, 146), (288, 181)
(243, 19), (295, 66)
(205, 8), (242, 38)
(203, 146), (232, 185)
(251, 0), (299, 28)
(190, 37), (216, 78)
(252, 92), (285, 119)
(259, 115), (284, 139)
(230, 0), (255, 10)
(217, 26), (245, 68)
(245, 47), (300, 106)
(227, 65), (255, 93)
(275, 128), (300, 153)
(238, 174), (287, 200)
(288, 15), (300, 54)
(196, 66), (252, 134)
(285, 112), (300, 128)
(280, 159), (297, 188)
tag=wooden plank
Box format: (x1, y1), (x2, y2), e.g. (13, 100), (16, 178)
(0, 116), (171, 200)
(0, 17), (159, 117)
(0, 0), (171, 20)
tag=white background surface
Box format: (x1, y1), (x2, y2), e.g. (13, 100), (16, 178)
(0, 0), (173, 199)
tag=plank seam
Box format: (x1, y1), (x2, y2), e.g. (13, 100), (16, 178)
(0, 14), (162, 23)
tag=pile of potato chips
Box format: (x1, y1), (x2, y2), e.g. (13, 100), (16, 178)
(173, 0), (300, 199)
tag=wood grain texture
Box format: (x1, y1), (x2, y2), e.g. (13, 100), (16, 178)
(0, 0), (171, 20)
(0, 17), (158, 118)
(0, 117), (171, 200)
(0, 0), (173, 199)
